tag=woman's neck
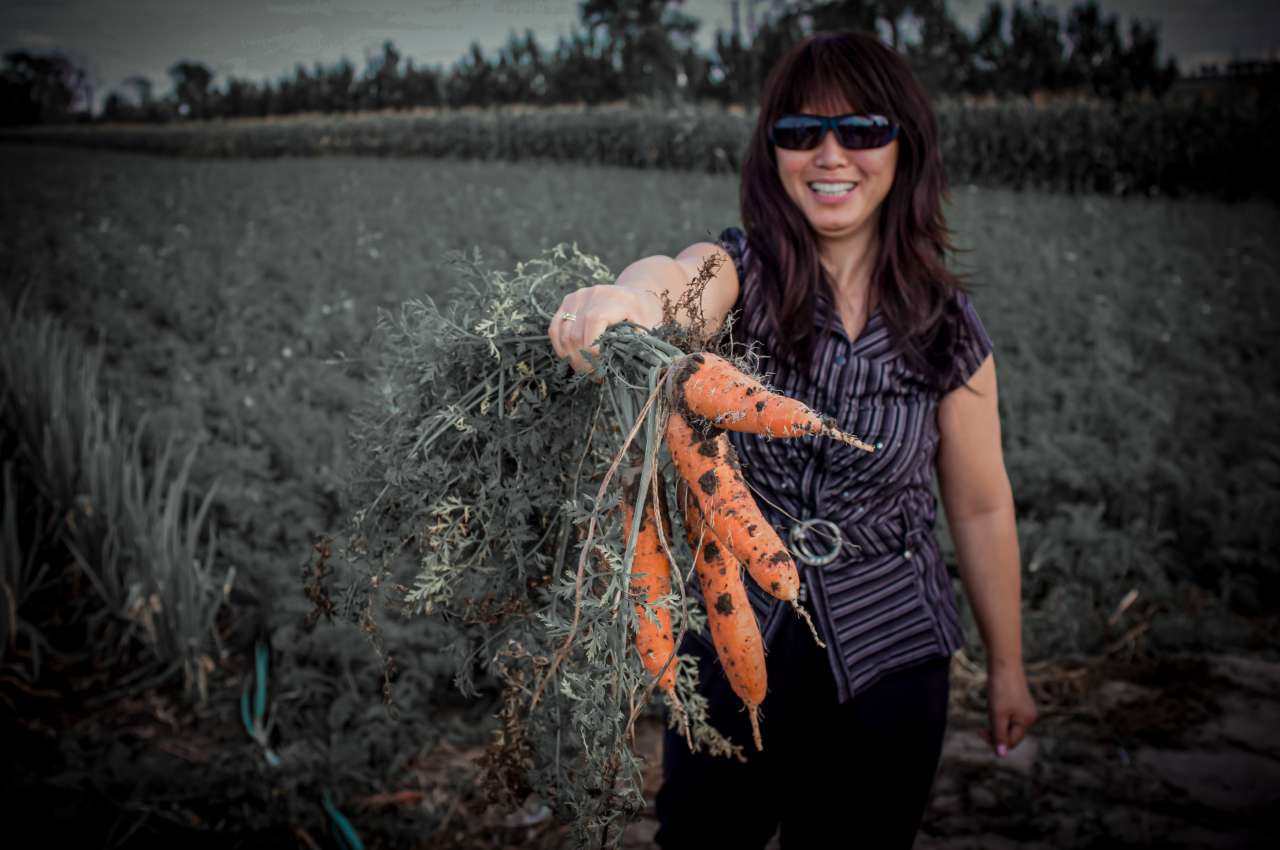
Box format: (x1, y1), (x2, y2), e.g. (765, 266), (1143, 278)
(818, 228), (880, 311)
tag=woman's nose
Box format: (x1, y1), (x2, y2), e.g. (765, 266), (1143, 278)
(813, 128), (849, 165)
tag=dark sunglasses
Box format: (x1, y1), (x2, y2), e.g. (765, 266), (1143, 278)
(769, 113), (899, 151)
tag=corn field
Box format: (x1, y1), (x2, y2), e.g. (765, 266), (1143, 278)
(2, 94), (1276, 201)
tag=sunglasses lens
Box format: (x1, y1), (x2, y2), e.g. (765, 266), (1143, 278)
(771, 116), (824, 150)
(835, 115), (897, 149)
(772, 114), (898, 150)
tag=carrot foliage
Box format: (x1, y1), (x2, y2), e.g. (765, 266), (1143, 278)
(340, 242), (749, 847)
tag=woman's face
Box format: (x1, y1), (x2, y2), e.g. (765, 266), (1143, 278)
(774, 98), (899, 242)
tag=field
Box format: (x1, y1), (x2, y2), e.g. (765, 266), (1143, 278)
(8, 92), (1277, 201)
(2, 144), (1278, 847)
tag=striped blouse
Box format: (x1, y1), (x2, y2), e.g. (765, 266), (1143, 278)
(679, 226), (995, 704)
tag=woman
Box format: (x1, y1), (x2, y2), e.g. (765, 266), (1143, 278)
(548, 31), (1036, 849)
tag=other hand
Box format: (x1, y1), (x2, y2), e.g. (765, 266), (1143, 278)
(982, 662), (1037, 757)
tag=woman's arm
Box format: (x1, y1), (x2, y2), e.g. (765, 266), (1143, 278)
(617, 242), (741, 334)
(936, 353), (1038, 755)
(549, 241), (739, 374)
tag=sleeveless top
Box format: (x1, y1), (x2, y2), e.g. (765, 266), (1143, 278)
(678, 226), (995, 704)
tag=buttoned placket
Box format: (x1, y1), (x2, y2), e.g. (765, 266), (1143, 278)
(799, 331), (845, 605)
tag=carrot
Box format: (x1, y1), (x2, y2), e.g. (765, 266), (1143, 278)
(619, 481), (678, 695)
(679, 483), (766, 751)
(669, 352), (874, 452)
(665, 411), (800, 603)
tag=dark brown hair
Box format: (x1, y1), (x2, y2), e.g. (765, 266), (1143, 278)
(737, 30), (976, 390)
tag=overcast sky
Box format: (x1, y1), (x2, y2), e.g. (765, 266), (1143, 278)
(2, 0), (1276, 108)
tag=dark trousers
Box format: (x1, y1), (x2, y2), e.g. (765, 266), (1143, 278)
(654, 603), (951, 849)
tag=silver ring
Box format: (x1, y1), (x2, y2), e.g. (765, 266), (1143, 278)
(558, 311), (577, 322)
(789, 519), (844, 567)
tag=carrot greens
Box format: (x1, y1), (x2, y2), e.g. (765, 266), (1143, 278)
(341, 242), (870, 847)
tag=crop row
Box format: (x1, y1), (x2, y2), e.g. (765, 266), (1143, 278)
(3, 95), (1275, 201)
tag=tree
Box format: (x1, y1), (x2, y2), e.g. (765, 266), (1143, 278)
(904, 0), (976, 96)
(492, 29), (550, 104)
(969, 1), (1010, 95)
(102, 74), (156, 122)
(707, 27), (750, 105)
(672, 40), (710, 100)
(319, 58), (357, 112)
(289, 63), (318, 113)
(1, 50), (91, 125)
(222, 76), (268, 118)
(808, 1), (909, 48)
(168, 60), (214, 119)
(1119, 17), (1178, 99)
(725, 2), (808, 106)
(99, 73), (154, 122)
(360, 41), (404, 110)
(1064, 0), (1124, 99)
(1006, 1), (1068, 96)
(546, 26), (623, 104)
(579, 0), (700, 101)
(444, 42), (496, 108)
(122, 75), (153, 107)
(401, 59), (442, 108)
(101, 91), (129, 122)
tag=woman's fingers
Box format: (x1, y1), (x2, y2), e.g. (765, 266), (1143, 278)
(547, 294), (578, 361)
(554, 311), (597, 375)
(571, 317), (611, 374)
(556, 305), (587, 372)
(986, 667), (1038, 757)
(546, 285), (636, 376)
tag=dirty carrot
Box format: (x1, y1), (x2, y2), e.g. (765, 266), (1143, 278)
(665, 411), (799, 603)
(619, 480), (678, 696)
(669, 352), (874, 452)
(680, 485), (767, 751)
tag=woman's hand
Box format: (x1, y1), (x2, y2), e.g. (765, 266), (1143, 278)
(547, 285), (662, 375)
(982, 662), (1038, 757)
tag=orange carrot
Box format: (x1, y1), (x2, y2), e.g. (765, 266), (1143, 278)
(619, 478), (678, 695)
(665, 412), (800, 603)
(679, 483), (766, 751)
(670, 352), (873, 453)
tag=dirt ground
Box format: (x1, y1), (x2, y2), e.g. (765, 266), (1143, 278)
(608, 650), (1280, 849)
(422, 649), (1278, 848)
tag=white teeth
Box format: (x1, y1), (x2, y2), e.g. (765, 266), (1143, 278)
(809, 181), (857, 195)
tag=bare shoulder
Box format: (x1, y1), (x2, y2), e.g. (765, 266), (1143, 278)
(671, 241), (740, 331)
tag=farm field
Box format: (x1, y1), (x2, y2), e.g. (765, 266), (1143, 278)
(1, 144), (1278, 847)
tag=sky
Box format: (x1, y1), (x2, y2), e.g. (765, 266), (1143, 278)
(2, 0), (1277, 110)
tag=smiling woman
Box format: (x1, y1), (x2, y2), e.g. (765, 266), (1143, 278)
(548, 28), (1037, 850)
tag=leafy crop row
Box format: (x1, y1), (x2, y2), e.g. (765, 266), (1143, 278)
(0, 301), (227, 704)
(4, 96), (1276, 201)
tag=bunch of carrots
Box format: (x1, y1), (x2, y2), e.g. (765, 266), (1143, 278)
(618, 352), (873, 752)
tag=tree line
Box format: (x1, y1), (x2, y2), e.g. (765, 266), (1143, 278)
(1, 0), (1193, 126)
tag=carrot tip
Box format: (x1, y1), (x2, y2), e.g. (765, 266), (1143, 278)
(793, 599), (827, 649)
(821, 425), (877, 453)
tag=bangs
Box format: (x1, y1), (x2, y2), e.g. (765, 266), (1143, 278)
(777, 37), (895, 119)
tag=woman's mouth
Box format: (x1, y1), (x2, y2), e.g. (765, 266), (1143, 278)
(808, 181), (858, 202)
